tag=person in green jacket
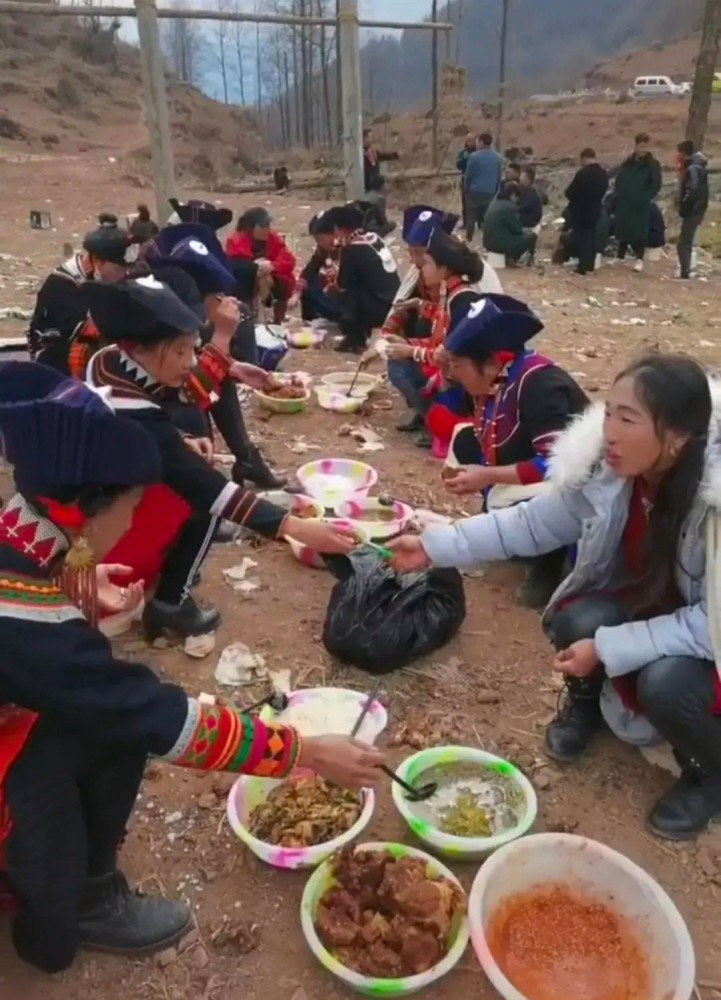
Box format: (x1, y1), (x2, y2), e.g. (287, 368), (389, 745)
(482, 182), (537, 264)
(613, 132), (662, 273)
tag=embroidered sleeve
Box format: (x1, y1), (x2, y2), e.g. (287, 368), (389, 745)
(161, 700), (300, 778)
(380, 308), (406, 340)
(182, 343), (232, 411)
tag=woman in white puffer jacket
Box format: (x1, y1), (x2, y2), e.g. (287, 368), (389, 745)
(389, 353), (721, 841)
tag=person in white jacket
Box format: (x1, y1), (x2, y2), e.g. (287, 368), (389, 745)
(388, 353), (721, 841)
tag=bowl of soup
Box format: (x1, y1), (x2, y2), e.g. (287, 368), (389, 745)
(334, 497), (413, 541)
(392, 746), (537, 861)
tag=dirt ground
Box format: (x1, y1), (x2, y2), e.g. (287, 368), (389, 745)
(0, 153), (720, 1000)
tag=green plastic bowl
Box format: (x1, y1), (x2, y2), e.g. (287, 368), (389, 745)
(301, 841), (469, 997)
(392, 746), (537, 861)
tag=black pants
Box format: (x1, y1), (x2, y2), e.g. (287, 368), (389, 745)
(618, 241), (645, 261)
(154, 513), (216, 604)
(5, 719), (146, 972)
(575, 225), (597, 274)
(465, 194), (493, 241)
(547, 596), (721, 768)
(677, 212), (704, 278)
(339, 288), (388, 349)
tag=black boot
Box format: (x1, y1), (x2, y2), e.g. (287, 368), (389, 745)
(396, 412), (424, 433)
(516, 549), (567, 610)
(78, 872), (191, 956)
(143, 595), (221, 642)
(545, 676), (604, 763)
(647, 761), (721, 841)
(233, 445), (287, 490)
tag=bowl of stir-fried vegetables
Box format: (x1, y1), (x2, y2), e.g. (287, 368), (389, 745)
(227, 771), (376, 870)
(391, 747), (537, 861)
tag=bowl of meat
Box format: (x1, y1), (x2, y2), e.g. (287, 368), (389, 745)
(254, 380), (311, 414)
(302, 842), (469, 996)
(227, 772), (375, 870)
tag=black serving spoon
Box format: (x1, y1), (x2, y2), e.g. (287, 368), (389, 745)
(381, 764), (437, 803)
(244, 691), (289, 715)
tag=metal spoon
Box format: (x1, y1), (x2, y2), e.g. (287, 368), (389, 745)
(381, 764), (437, 802)
(351, 681), (383, 739)
(345, 359), (365, 398)
(244, 691), (289, 715)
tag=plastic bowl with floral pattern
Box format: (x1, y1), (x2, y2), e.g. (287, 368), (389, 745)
(285, 516), (362, 569)
(334, 496), (413, 541)
(300, 841), (469, 997)
(297, 458), (378, 509)
(226, 771), (376, 871)
(392, 747), (537, 861)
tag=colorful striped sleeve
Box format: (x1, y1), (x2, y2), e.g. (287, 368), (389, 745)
(182, 343), (232, 411)
(161, 700), (301, 778)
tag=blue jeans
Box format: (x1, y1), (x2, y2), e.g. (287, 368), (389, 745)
(388, 359), (429, 415)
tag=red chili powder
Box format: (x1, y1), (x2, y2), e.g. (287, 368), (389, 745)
(486, 883), (651, 1000)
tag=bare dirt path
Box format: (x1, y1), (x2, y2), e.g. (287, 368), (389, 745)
(0, 156), (719, 1000)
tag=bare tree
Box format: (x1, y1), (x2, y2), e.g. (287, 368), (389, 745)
(210, 13), (231, 103)
(233, 20), (248, 105)
(160, 0), (204, 86)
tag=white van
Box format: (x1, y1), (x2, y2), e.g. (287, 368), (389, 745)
(631, 75), (682, 97)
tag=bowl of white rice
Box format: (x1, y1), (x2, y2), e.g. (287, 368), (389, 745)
(260, 686), (388, 743)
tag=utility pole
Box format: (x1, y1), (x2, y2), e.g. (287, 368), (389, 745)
(135, 0), (176, 222)
(338, 0), (364, 200)
(686, 0), (721, 149)
(496, 0), (509, 151)
(431, 0), (439, 167)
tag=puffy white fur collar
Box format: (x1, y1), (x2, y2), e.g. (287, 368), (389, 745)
(548, 377), (721, 510)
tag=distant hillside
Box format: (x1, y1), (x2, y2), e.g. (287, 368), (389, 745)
(359, 0), (705, 109)
(585, 33), (701, 88)
(0, 12), (261, 183)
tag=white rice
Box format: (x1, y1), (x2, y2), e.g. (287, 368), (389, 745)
(276, 691), (377, 742)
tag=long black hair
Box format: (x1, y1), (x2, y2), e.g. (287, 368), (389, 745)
(617, 353), (711, 614)
(236, 207), (271, 232)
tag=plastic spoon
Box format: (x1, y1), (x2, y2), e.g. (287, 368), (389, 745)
(381, 764), (437, 802)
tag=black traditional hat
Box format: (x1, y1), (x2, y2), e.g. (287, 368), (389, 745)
(82, 212), (134, 265)
(151, 223), (235, 297)
(168, 198), (233, 231)
(0, 362), (160, 497)
(403, 205), (459, 244)
(85, 276), (201, 344)
(445, 294), (544, 360)
(325, 203), (366, 232)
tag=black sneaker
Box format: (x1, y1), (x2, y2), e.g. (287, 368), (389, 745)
(396, 412), (424, 433)
(78, 873), (191, 956)
(545, 678), (604, 763)
(415, 429), (433, 449)
(143, 595), (221, 642)
(647, 766), (721, 841)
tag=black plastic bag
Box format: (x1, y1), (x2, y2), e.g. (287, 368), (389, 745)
(322, 548), (466, 675)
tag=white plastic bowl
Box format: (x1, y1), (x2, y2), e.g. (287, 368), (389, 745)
(287, 326), (325, 348)
(321, 371), (382, 395)
(296, 458), (378, 508)
(469, 833), (695, 1000)
(260, 686), (389, 742)
(315, 384), (369, 414)
(226, 772), (375, 870)
(392, 746), (537, 861)
(256, 490), (324, 520)
(334, 496), (413, 541)
(301, 841), (470, 997)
